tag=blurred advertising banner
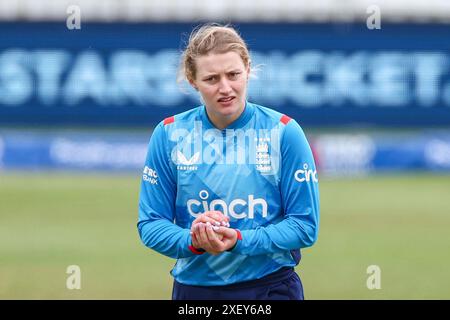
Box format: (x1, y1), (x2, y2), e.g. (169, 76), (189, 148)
(0, 131), (149, 171)
(1, 130), (450, 173)
(0, 22), (450, 127)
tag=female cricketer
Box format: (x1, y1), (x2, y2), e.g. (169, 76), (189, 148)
(137, 23), (320, 300)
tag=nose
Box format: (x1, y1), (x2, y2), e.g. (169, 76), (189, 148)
(218, 78), (232, 94)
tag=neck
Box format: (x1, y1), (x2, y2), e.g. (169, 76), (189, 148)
(206, 102), (246, 130)
(208, 113), (237, 130)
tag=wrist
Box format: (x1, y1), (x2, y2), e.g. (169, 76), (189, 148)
(226, 229), (242, 252)
(188, 243), (206, 255)
(188, 233), (206, 255)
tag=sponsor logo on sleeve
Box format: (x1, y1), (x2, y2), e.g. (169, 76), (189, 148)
(294, 163), (318, 183)
(143, 166), (158, 185)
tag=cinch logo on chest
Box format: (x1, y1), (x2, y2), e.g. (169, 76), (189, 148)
(187, 190), (268, 219)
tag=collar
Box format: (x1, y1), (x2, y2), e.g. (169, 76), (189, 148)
(201, 101), (254, 130)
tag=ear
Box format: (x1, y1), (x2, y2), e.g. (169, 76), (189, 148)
(189, 79), (199, 91)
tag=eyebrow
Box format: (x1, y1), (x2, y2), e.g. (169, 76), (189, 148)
(201, 69), (242, 78)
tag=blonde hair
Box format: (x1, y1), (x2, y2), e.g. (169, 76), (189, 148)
(178, 23), (251, 83)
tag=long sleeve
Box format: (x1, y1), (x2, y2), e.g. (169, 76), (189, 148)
(137, 121), (195, 259)
(232, 118), (320, 256)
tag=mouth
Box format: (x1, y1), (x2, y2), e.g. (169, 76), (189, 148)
(217, 96), (235, 104)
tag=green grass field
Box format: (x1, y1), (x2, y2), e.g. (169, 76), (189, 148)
(1, 172), (449, 299)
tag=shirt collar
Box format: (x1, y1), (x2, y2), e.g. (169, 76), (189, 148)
(201, 101), (254, 130)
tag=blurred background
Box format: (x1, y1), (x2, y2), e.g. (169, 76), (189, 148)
(1, 0), (450, 299)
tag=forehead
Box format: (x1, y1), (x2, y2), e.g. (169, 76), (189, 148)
(195, 51), (246, 75)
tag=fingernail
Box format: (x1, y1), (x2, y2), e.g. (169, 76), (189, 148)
(221, 221), (227, 226)
(227, 223), (230, 227)
(212, 226), (219, 231)
(206, 221), (211, 227)
(214, 221), (221, 226)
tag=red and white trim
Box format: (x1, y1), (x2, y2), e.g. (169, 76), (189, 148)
(280, 114), (292, 125)
(163, 116), (175, 125)
(188, 245), (205, 255)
